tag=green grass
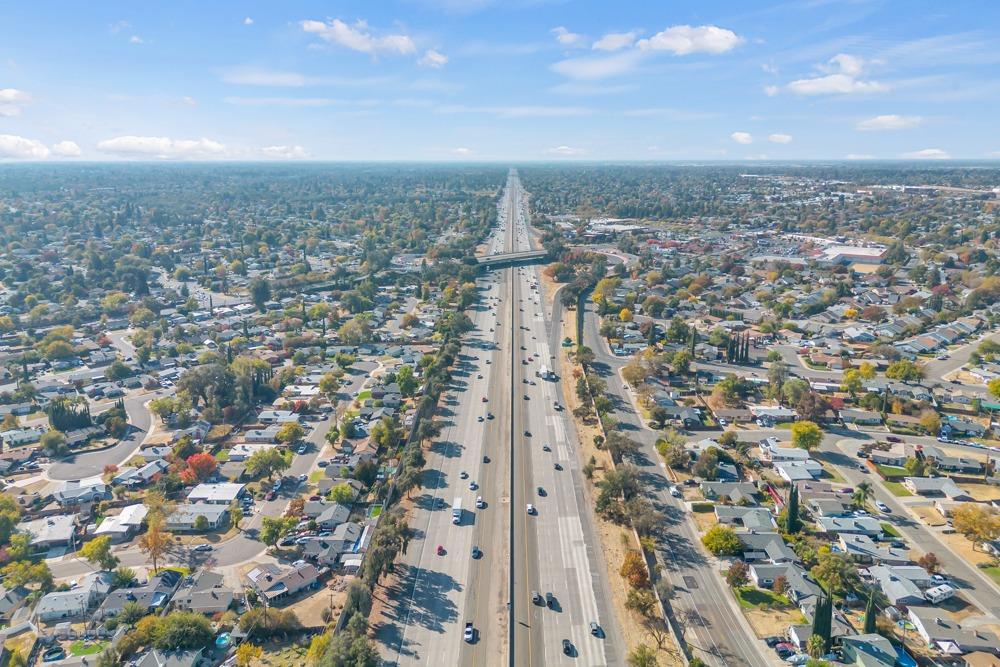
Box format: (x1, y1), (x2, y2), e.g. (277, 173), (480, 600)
(980, 566), (1000, 586)
(214, 449), (230, 462)
(690, 502), (715, 513)
(357, 390), (372, 401)
(734, 587), (791, 609)
(881, 522), (901, 538)
(69, 641), (108, 656)
(308, 470), (324, 483)
(775, 422), (794, 430)
(882, 481), (913, 497)
(876, 464), (909, 478)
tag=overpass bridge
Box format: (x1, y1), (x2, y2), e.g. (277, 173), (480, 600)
(476, 249), (548, 269)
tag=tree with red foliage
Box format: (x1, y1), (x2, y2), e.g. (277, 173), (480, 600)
(182, 452), (218, 484)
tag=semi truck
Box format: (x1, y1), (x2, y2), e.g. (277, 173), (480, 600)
(452, 497), (462, 524)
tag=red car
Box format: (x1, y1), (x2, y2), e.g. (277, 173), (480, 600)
(436, 545), (446, 556)
(265, 491), (277, 501)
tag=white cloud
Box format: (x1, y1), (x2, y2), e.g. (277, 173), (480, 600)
(451, 147), (473, 156)
(856, 114), (922, 131)
(788, 73), (887, 95)
(786, 54), (887, 96)
(300, 18), (416, 55)
(763, 85), (779, 97)
(129, 35), (143, 44)
(0, 134), (50, 159)
(0, 88), (31, 116)
(846, 154), (874, 160)
(260, 145), (309, 159)
(418, 49), (448, 68)
(546, 145), (587, 157)
(436, 104), (591, 118)
(761, 63), (778, 75)
(552, 26), (586, 48)
(902, 148), (950, 160)
(768, 133), (793, 144)
(636, 25), (742, 55)
(550, 82), (636, 96)
(243, 16), (254, 26)
(220, 67), (387, 87)
(593, 31), (639, 52)
(180, 96), (197, 107)
(730, 131), (753, 144)
(51, 140), (81, 157)
(224, 97), (344, 107)
(97, 135), (228, 159)
(624, 107), (718, 120)
(550, 50), (643, 80)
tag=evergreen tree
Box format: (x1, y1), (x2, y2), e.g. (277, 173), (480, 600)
(785, 484), (801, 534)
(811, 593), (832, 653)
(863, 591), (877, 634)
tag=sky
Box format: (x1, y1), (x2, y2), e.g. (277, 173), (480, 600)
(1, 0), (999, 162)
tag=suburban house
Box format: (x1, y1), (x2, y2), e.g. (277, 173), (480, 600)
(839, 534), (910, 565)
(738, 532), (799, 564)
(113, 459), (170, 488)
(715, 506), (775, 531)
(165, 503), (230, 532)
(839, 409), (883, 426)
(902, 477), (973, 501)
(758, 438), (812, 464)
(242, 426), (281, 444)
(864, 565), (933, 606)
(186, 482), (244, 505)
(246, 562), (320, 603)
(17, 514), (77, 549)
(840, 633), (916, 667)
(700, 481), (758, 504)
(748, 563), (823, 603)
(908, 606), (1000, 654)
(54, 479), (111, 507)
(34, 571), (114, 622)
(170, 571), (235, 616)
(97, 571), (182, 620)
(94, 504), (148, 542)
(815, 516), (884, 539)
(228, 443), (276, 461)
(303, 500), (351, 530)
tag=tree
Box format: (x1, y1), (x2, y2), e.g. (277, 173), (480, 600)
(0, 496), (22, 545)
(1, 560), (52, 589)
(249, 278), (271, 312)
(807, 634), (826, 660)
(39, 429), (69, 458)
(782, 484), (801, 534)
(113, 566), (138, 588)
(319, 373), (340, 398)
(989, 377), (1000, 401)
(276, 422), (305, 444)
(852, 481), (873, 509)
(790, 421), (823, 451)
(80, 535), (119, 571)
(144, 490), (175, 524)
(627, 644), (659, 667)
(919, 410), (941, 435)
(181, 452), (218, 484)
(904, 456), (927, 477)
(260, 516), (297, 547)
(885, 359), (923, 381)
(138, 517), (170, 574)
(657, 438), (689, 469)
(193, 515), (210, 532)
(620, 551), (650, 589)
(773, 575), (789, 597)
(118, 599), (146, 626)
(951, 504), (1000, 551)
(620, 307), (633, 322)
(235, 643), (263, 667)
(768, 360), (788, 402)
(246, 447), (291, 480)
(726, 560), (749, 588)
(797, 392), (830, 422)
(605, 430), (640, 461)
(149, 611), (214, 650)
(841, 368), (862, 396)
(811, 593), (833, 655)
(702, 524), (742, 556)
(917, 552), (941, 574)
(329, 483), (355, 504)
(811, 551), (858, 595)
(625, 588), (657, 617)
(863, 591), (877, 634)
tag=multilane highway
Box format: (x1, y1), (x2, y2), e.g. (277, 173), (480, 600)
(379, 171), (619, 665)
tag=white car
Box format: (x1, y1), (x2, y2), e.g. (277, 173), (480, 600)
(875, 501), (890, 513)
(669, 486), (682, 498)
(526, 504), (536, 515)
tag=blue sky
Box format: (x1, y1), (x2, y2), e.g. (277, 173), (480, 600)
(1, 0), (998, 161)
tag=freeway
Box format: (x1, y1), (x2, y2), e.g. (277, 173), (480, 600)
(377, 170), (618, 665)
(582, 299), (773, 667)
(509, 172), (619, 666)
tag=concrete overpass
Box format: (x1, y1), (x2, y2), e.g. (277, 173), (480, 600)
(476, 249), (548, 269)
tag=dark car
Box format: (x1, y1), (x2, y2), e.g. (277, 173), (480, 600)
(764, 636), (782, 648)
(886, 435), (902, 443)
(562, 639), (573, 656)
(532, 591), (542, 605)
(545, 592), (554, 608)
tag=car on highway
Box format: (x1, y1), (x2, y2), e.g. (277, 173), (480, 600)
(481, 396), (488, 402)
(532, 591), (542, 605)
(460, 470), (468, 479)
(526, 504), (536, 515)
(545, 592), (554, 607)
(554, 462), (562, 470)
(476, 496), (485, 508)
(524, 430), (531, 437)
(537, 486), (546, 496)
(471, 545), (482, 559)
(477, 415), (484, 422)
(562, 639), (573, 656)
(542, 443), (551, 451)
(437, 545), (446, 556)
(590, 622), (602, 637)
(487, 412), (494, 419)
(464, 622), (474, 643)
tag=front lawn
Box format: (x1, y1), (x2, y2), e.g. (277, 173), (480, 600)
(882, 481), (912, 497)
(214, 449), (230, 462)
(881, 522), (901, 538)
(735, 587), (792, 609)
(875, 464), (909, 479)
(980, 566), (1000, 586)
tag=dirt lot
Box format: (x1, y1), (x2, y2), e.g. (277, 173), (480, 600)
(285, 579), (346, 627)
(911, 505), (947, 526)
(935, 530), (995, 567)
(690, 508), (718, 534)
(958, 482), (1000, 501)
(744, 607), (806, 638)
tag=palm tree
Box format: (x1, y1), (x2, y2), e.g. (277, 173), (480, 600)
(852, 481), (873, 509)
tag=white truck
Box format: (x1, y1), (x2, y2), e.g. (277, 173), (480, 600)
(536, 365), (553, 380)
(452, 497), (462, 524)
